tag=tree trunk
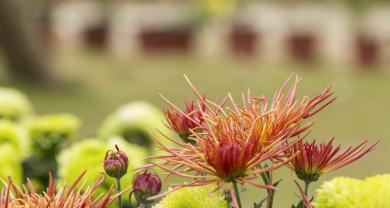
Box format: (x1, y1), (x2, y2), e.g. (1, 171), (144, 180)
(0, 0), (52, 84)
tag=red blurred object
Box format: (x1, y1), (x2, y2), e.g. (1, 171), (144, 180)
(84, 23), (108, 49)
(139, 27), (193, 53)
(288, 33), (317, 63)
(38, 15), (53, 48)
(356, 35), (379, 66)
(229, 24), (258, 56)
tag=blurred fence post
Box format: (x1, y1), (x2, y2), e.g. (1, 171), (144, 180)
(0, 0), (52, 84)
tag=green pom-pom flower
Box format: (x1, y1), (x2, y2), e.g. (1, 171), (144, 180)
(315, 175), (390, 208)
(0, 144), (22, 184)
(0, 87), (32, 121)
(153, 185), (228, 208)
(315, 177), (361, 208)
(359, 175), (390, 207)
(58, 138), (146, 194)
(28, 114), (81, 156)
(99, 101), (172, 150)
(0, 121), (28, 158)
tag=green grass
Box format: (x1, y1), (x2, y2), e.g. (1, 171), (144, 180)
(1, 50), (390, 207)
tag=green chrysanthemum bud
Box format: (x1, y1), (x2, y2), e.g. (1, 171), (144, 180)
(104, 145), (128, 179)
(0, 87), (32, 121)
(153, 185), (228, 208)
(0, 144), (22, 184)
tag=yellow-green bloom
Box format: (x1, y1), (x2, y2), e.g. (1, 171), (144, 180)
(0, 121), (28, 158)
(28, 114), (81, 155)
(99, 101), (172, 150)
(58, 138), (146, 195)
(315, 175), (390, 208)
(0, 144), (22, 184)
(359, 175), (390, 208)
(153, 185), (228, 208)
(0, 87), (32, 121)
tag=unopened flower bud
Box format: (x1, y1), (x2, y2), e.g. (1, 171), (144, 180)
(104, 145), (128, 178)
(132, 169), (162, 203)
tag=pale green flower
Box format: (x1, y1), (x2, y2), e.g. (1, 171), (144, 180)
(315, 175), (390, 208)
(315, 177), (361, 208)
(153, 185), (228, 208)
(28, 114), (81, 155)
(99, 101), (172, 150)
(58, 138), (146, 195)
(0, 144), (22, 184)
(359, 175), (390, 208)
(0, 87), (32, 121)
(28, 114), (81, 140)
(0, 121), (28, 158)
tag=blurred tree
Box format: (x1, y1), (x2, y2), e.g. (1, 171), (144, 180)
(0, 0), (52, 84)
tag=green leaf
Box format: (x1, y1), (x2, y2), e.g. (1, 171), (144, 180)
(273, 179), (283, 187)
(253, 196), (267, 208)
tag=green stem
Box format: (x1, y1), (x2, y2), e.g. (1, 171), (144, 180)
(117, 177), (122, 208)
(232, 180), (243, 208)
(266, 190), (275, 208)
(304, 180), (311, 197)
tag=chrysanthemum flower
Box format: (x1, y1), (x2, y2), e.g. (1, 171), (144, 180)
(0, 171), (121, 208)
(163, 97), (206, 144)
(146, 75), (337, 205)
(315, 177), (362, 208)
(147, 114), (298, 201)
(154, 184), (228, 208)
(0, 144), (22, 185)
(161, 75), (230, 145)
(0, 87), (32, 121)
(287, 138), (378, 183)
(0, 121), (28, 159)
(99, 101), (172, 150)
(224, 74), (336, 149)
(315, 175), (390, 208)
(28, 113), (81, 155)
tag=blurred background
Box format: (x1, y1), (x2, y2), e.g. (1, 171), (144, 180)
(0, 0), (390, 207)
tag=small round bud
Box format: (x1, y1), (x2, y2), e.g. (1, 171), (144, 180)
(132, 169), (162, 203)
(104, 145), (128, 179)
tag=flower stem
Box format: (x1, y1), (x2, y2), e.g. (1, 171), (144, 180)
(304, 180), (311, 197)
(266, 189), (275, 208)
(232, 180), (243, 208)
(117, 177), (122, 208)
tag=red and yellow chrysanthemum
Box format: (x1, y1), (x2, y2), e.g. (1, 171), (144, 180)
(225, 74), (336, 149)
(145, 75), (337, 200)
(147, 113), (299, 199)
(163, 97), (206, 144)
(287, 138), (378, 182)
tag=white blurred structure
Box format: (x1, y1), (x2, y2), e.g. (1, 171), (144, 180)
(234, 3), (288, 61)
(109, 2), (190, 57)
(50, 1), (390, 66)
(52, 1), (103, 48)
(363, 8), (390, 64)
